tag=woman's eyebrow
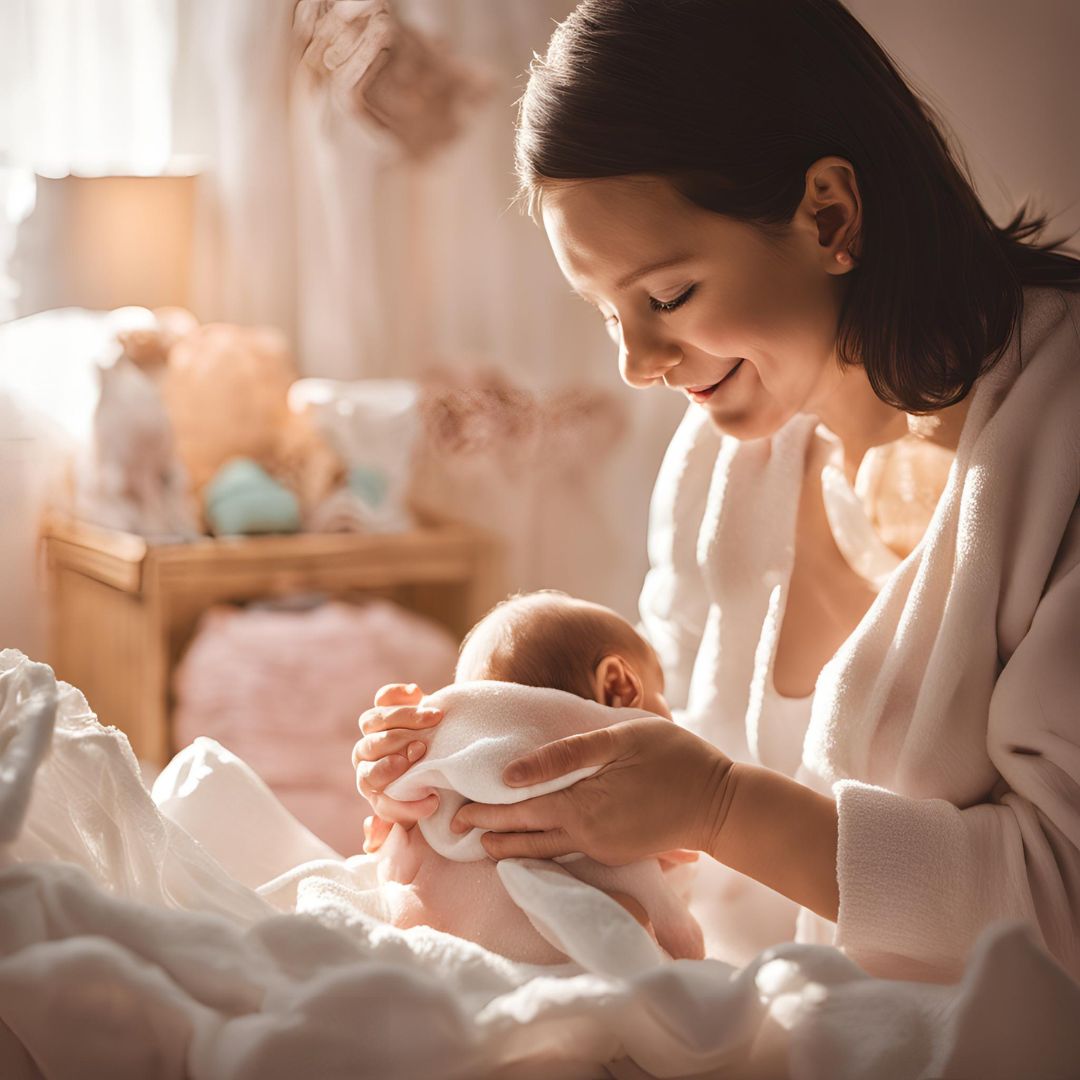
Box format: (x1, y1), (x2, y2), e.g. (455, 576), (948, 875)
(568, 254), (695, 304)
(616, 254), (694, 290)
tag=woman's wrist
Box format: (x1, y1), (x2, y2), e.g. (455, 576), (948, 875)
(692, 748), (739, 855)
(696, 759), (840, 921)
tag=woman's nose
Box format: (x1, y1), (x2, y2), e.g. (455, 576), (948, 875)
(618, 329), (682, 390)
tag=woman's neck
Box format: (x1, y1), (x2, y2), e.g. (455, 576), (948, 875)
(813, 365), (970, 481)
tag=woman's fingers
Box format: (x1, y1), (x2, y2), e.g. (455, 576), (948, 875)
(481, 828), (574, 861)
(503, 726), (621, 786)
(359, 704), (443, 736)
(451, 795), (561, 835)
(363, 814), (393, 854)
(355, 749), (437, 821)
(367, 790), (439, 825)
(356, 753), (415, 797)
(373, 682), (425, 706)
(353, 729), (428, 764)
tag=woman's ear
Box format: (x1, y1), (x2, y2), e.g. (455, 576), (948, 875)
(593, 654), (644, 709)
(800, 156), (862, 274)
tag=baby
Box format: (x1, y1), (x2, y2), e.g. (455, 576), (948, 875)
(454, 590), (672, 717)
(371, 591), (702, 965)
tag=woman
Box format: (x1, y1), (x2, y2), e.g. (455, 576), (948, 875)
(354, 0), (1080, 981)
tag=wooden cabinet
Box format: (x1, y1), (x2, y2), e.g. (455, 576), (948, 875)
(43, 516), (502, 766)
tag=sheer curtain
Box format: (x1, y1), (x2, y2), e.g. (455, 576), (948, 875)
(0, 0), (177, 177)
(183, 0), (683, 614)
(0, 0), (182, 658)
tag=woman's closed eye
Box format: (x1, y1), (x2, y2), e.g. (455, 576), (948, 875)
(600, 285), (696, 338)
(648, 285), (696, 314)
(591, 285), (697, 343)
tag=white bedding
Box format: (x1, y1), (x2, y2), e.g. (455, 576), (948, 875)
(2, 649), (1079, 1079)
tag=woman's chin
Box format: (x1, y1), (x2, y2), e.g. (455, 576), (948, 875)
(702, 401), (794, 441)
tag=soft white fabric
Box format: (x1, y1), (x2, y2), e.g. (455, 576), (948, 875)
(384, 681), (704, 961)
(0, 0), (175, 178)
(4, 650), (1080, 1078)
(640, 286), (1080, 981)
(386, 682), (647, 861)
(639, 398), (819, 965)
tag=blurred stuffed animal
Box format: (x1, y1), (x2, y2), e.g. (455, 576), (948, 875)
(114, 306), (199, 376)
(75, 354), (200, 538)
(162, 323), (343, 531)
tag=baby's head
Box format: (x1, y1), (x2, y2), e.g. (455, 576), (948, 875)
(455, 591), (671, 719)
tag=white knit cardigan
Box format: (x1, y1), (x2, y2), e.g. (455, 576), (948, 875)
(639, 286), (1080, 981)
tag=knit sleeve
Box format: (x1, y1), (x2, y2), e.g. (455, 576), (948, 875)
(834, 516), (1080, 980)
(637, 407), (720, 714)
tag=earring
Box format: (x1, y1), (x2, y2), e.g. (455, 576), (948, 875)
(836, 250), (854, 267)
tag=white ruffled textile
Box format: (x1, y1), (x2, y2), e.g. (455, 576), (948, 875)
(640, 286), (1080, 982)
(4, 650), (1080, 1078)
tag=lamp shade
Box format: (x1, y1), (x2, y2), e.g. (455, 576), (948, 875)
(12, 173), (197, 316)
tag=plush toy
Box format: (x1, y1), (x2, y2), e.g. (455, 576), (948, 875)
(204, 459), (302, 536)
(114, 306), (200, 375)
(289, 378), (420, 533)
(161, 323), (344, 532)
(75, 353), (200, 539)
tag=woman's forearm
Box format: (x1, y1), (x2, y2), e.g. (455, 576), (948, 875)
(701, 761), (840, 921)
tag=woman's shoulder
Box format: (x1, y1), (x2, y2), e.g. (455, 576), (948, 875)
(1016, 285), (1080, 374)
(962, 286), (1080, 445)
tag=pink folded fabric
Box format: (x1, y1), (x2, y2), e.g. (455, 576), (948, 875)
(173, 599), (458, 853)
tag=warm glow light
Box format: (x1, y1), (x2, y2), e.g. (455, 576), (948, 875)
(14, 174), (197, 315)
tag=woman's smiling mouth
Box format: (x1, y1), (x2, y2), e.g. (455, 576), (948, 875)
(684, 359), (745, 402)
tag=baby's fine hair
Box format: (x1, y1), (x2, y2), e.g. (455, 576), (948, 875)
(456, 590), (650, 701)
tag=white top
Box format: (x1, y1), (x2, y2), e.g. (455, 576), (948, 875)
(639, 286), (1080, 980)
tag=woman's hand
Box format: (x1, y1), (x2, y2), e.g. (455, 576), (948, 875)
(352, 683), (445, 852)
(450, 716), (732, 865)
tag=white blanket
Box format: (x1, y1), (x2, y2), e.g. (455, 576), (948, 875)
(3, 649), (1080, 1079)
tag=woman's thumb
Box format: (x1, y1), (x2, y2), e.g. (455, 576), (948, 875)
(504, 726), (619, 786)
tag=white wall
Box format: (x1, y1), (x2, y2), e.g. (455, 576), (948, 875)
(847, 0), (1080, 243)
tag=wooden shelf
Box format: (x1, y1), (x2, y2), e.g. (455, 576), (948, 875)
(43, 515), (502, 766)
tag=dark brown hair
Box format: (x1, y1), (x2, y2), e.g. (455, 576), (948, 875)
(515, 0), (1080, 412)
(456, 590), (653, 700)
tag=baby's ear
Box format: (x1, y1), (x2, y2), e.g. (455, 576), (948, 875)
(593, 654), (644, 709)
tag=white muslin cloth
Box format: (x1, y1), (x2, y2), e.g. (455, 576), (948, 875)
(3, 649), (1080, 1078)
(383, 680), (704, 963)
(384, 681), (626, 862)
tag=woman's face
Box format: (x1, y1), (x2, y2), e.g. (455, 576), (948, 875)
(541, 175), (850, 440)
